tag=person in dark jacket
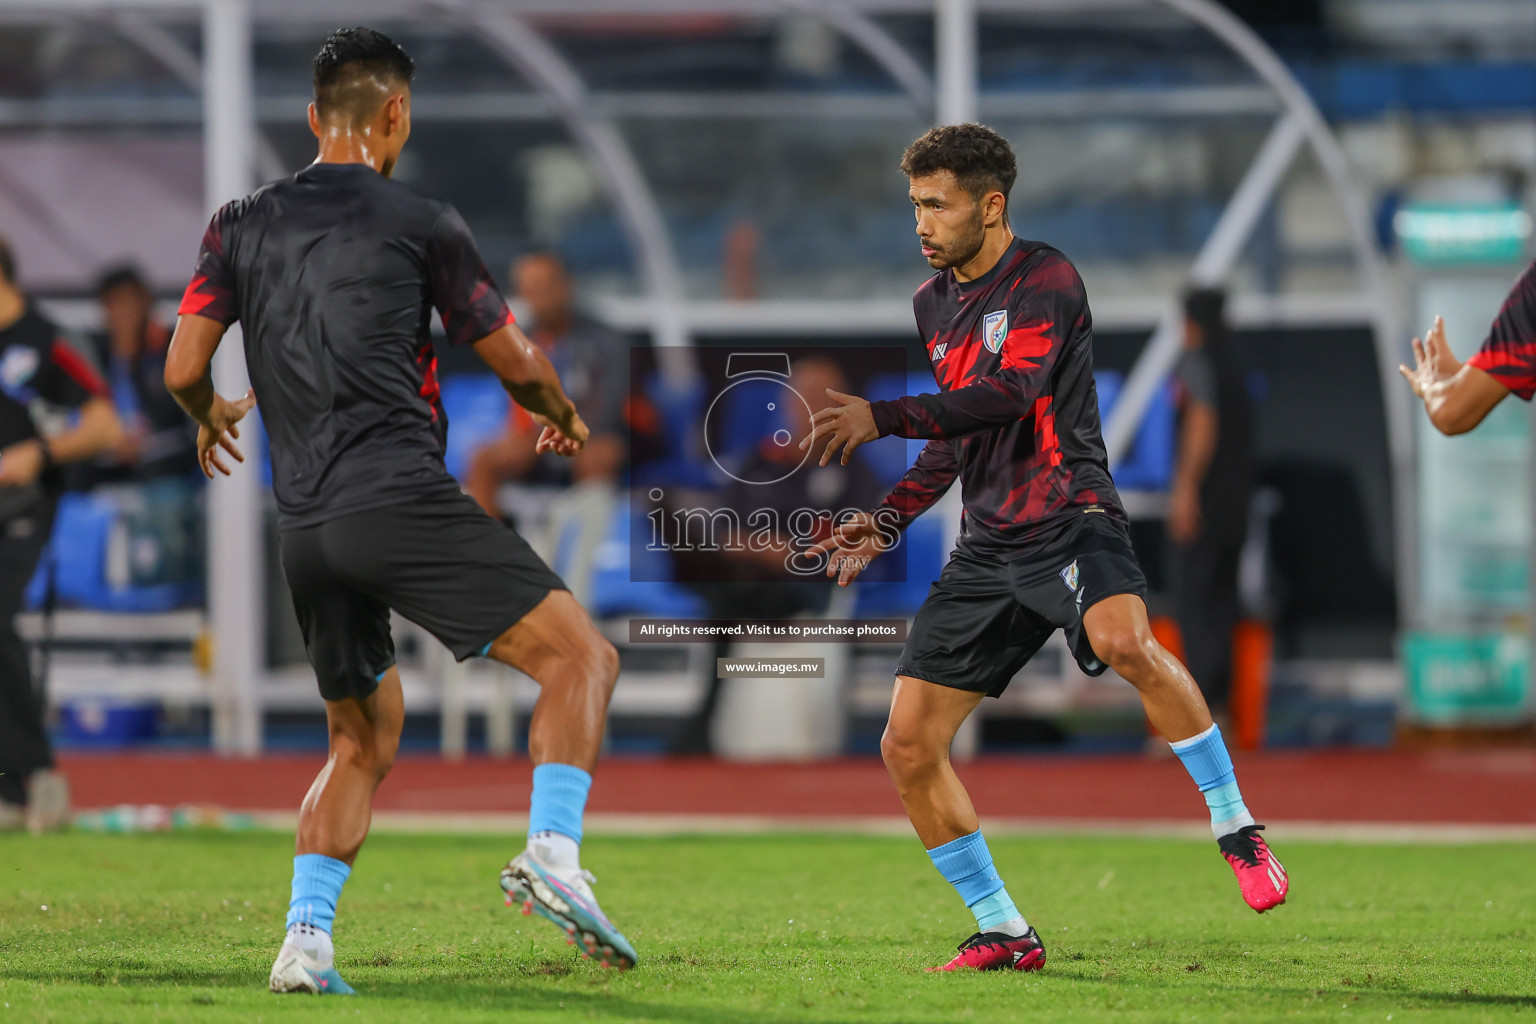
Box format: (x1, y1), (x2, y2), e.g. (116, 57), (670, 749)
(1167, 287), (1254, 717)
(0, 236), (123, 832)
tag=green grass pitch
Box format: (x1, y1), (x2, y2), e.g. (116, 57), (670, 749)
(2, 830), (1532, 1022)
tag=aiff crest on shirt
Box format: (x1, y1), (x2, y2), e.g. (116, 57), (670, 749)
(0, 346), (40, 398)
(983, 310), (1008, 353)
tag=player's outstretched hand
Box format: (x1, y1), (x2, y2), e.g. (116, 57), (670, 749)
(197, 388), (256, 479)
(1399, 315), (1459, 399)
(533, 411), (589, 458)
(800, 389), (878, 467)
(805, 511), (892, 586)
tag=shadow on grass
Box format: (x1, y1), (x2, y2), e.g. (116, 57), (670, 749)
(8, 961), (1532, 1021)
(1046, 967), (1536, 1010)
(0, 967), (808, 1024)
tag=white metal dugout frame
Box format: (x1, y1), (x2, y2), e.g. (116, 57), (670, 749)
(0, 0), (1410, 754)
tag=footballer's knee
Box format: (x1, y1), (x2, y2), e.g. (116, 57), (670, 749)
(880, 721), (944, 782)
(330, 722), (395, 784)
(590, 637), (619, 697)
(1091, 625), (1162, 685)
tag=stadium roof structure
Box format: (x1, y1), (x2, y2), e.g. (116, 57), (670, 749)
(0, 0), (1411, 754)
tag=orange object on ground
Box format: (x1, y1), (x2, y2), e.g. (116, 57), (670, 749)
(1230, 620), (1273, 751)
(1150, 614), (1185, 663)
(1146, 615), (1271, 751)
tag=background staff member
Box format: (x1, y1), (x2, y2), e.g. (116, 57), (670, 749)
(0, 235), (123, 833)
(1168, 287), (1254, 719)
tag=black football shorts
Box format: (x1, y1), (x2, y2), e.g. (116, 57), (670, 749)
(895, 508), (1148, 697)
(279, 489), (566, 701)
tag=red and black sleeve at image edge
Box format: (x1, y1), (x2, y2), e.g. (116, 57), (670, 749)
(1466, 258), (1536, 400)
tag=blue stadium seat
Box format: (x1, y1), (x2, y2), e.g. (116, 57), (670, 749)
(550, 502), (706, 620)
(438, 374), (510, 483)
(631, 369), (717, 490)
(852, 508), (952, 618)
(25, 491), (197, 613)
(858, 370), (941, 487)
(713, 375), (792, 467)
(25, 493), (110, 610)
(1094, 370), (1175, 491)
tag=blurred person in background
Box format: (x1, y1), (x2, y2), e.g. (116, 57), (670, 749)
(666, 356), (883, 755)
(0, 235), (123, 833)
(1167, 287), (1253, 721)
(85, 265), (199, 484)
(466, 252), (627, 515)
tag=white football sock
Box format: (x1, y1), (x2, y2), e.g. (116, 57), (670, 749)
(1212, 810), (1256, 839)
(991, 915), (1031, 938)
(288, 921), (334, 965)
(528, 830), (581, 871)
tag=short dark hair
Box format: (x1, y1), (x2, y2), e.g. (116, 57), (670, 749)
(0, 235), (14, 286)
(901, 123), (1018, 212)
(1183, 286), (1229, 346)
(313, 27), (414, 124)
(95, 263), (150, 299)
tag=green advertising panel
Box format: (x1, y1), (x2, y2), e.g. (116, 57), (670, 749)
(1396, 202), (1532, 266)
(1402, 631), (1532, 725)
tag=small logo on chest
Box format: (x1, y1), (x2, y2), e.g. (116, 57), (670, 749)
(932, 342), (948, 361)
(983, 310), (1008, 353)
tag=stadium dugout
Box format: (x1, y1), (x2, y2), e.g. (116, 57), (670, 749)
(0, 0), (1405, 756)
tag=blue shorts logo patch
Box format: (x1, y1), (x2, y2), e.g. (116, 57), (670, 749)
(1060, 559), (1079, 593)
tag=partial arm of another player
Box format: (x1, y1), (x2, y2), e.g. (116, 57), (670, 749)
(472, 323), (589, 457)
(0, 399), (122, 487)
(164, 313), (257, 478)
(1168, 399), (1216, 546)
(1400, 315), (1510, 436)
(806, 439), (958, 586)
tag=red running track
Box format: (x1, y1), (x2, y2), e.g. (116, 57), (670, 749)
(58, 748), (1536, 825)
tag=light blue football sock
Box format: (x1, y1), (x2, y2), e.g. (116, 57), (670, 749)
(927, 830), (1029, 936)
(528, 763), (592, 845)
(1169, 723), (1256, 838)
(286, 854), (351, 934)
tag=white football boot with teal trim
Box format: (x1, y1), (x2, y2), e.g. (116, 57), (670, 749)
(268, 932), (356, 995)
(500, 849), (637, 970)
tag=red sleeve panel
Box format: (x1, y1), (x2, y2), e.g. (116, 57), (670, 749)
(1466, 259), (1536, 401)
(178, 205), (240, 326)
(427, 205), (515, 347)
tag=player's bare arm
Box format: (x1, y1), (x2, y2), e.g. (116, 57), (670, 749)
(164, 312), (257, 478)
(1400, 314), (1510, 436)
(1169, 399), (1216, 546)
(473, 323), (588, 458)
(0, 396), (121, 487)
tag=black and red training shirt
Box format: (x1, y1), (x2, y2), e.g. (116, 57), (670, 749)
(0, 305), (109, 486)
(180, 162), (512, 529)
(1466, 258), (1536, 400)
(870, 237), (1123, 560)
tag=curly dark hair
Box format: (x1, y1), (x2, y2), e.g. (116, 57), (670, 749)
(900, 123), (1017, 212)
(312, 27), (415, 123)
